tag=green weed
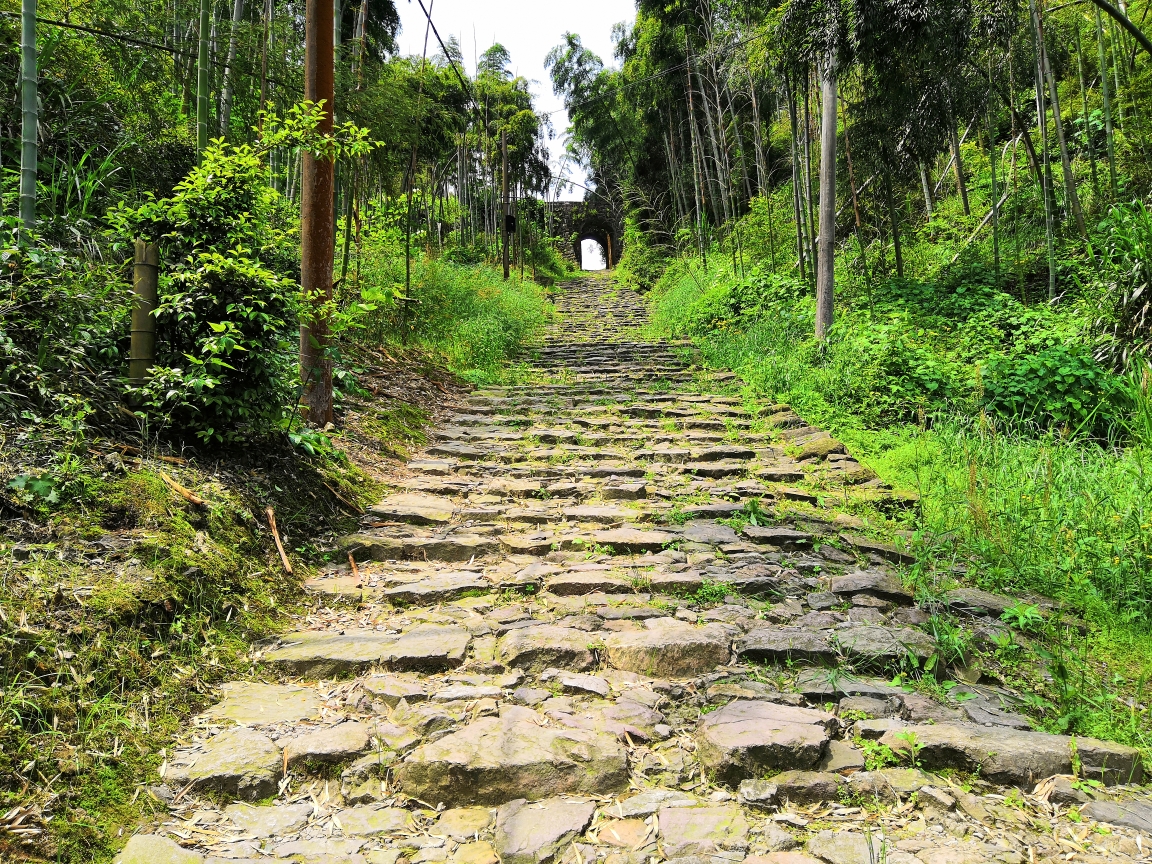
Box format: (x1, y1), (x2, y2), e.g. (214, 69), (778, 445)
(693, 579), (735, 605)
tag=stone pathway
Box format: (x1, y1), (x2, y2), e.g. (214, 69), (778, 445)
(121, 277), (1152, 864)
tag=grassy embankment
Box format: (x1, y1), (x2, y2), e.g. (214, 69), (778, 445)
(0, 228), (555, 862)
(634, 140), (1152, 758)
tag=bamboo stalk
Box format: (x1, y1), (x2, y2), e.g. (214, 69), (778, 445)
(219, 0), (245, 138)
(1030, 0), (1058, 299)
(196, 0), (211, 157)
(19, 0), (37, 232)
(1097, 4), (1120, 195)
(1075, 25), (1101, 200)
(161, 472), (206, 506)
(1037, 4), (1087, 236)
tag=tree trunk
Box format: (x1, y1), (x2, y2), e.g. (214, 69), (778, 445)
(219, 0), (245, 139)
(210, 2), (221, 133)
(1030, 0), (1057, 299)
(196, 0), (211, 157)
(341, 159), (356, 283)
(949, 122), (971, 215)
(697, 63), (731, 226)
(1045, 64), (1086, 236)
(502, 130), (510, 279)
(745, 65), (768, 195)
(987, 77), (1001, 273)
(786, 75), (807, 280)
(299, 0), (336, 425)
(260, 0), (271, 115)
(882, 155), (903, 279)
(919, 163), (933, 220)
(840, 92), (869, 282)
(1096, 4), (1119, 196)
(816, 65), (837, 340)
(686, 37), (706, 261)
(1109, 19), (1125, 128)
(1075, 26), (1101, 200)
(19, 0), (37, 232)
(1036, 11), (1086, 236)
(180, 19), (196, 117)
(351, 0), (367, 86)
(802, 68), (817, 276)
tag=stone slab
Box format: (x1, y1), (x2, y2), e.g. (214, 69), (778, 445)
(498, 626), (596, 673)
(495, 798), (596, 864)
(658, 806), (748, 858)
(395, 714), (628, 806)
(697, 700), (833, 784)
(605, 621), (732, 678)
(265, 631), (398, 677)
(384, 573), (490, 605)
(202, 682), (323, 726)
(878, 722), (1142, 787)
(369, 494), (456, 525)
(167, 727), (281, 801)
(115, 835), (204, 864)
(734, 628), (836, 664)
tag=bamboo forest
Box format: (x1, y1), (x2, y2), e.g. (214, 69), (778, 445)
(7, 0), (1152, 860)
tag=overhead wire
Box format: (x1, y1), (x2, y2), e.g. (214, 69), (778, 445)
(0, 9), (300, 91)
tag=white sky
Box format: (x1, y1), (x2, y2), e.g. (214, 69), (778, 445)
(394, 0), (635, 201)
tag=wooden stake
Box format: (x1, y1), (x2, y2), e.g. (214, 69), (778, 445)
(266, 506), (293, 574)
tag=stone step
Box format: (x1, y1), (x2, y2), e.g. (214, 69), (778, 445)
(132, 276), (1146, 864)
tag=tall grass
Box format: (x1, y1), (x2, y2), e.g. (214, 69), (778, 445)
(878, 419), (1152, 619)
(353, 225), (554, 384)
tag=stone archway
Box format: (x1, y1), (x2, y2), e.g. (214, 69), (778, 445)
(578, 236), (608, 270)
(549, 201), (623, 269)
(576, 226), (614, 270)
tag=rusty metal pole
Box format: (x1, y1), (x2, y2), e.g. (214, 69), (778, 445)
(502, 130), (510, 280)
(299, 0), (336, 425)
(130, 240), (159, 384)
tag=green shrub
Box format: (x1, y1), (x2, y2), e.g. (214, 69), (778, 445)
(682, 266), (806, 335)
(356, 227), (552, 382)
(0, 219), (131, 422)
(111, 142), (299, 443)
(1095, 201), (1152, 370)
(617, 216), (669, 293)
(981, 344), (1119, 436)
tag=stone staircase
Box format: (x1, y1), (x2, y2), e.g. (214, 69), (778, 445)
(119, 277), (1152, 864)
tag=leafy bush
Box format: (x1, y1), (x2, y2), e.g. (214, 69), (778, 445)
(853, 326), (959, 421)
(981, 344), (1118, 435)
(1095, 201), (1152, 370)
(681, 266), (806, 335)
(111, 142), (299, 443)
(616, 216), (669, 293)
(0, 219), (131, 423)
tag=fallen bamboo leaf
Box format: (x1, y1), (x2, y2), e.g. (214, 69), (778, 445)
(161, 472), (205, 506)
(266, 507), (293, 574)
(323, 481), (359, 513)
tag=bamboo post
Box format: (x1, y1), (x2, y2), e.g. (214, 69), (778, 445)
(196, 0), (211, 158)
(19, 0), (37, 233)
(130, 240), (160, 385)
